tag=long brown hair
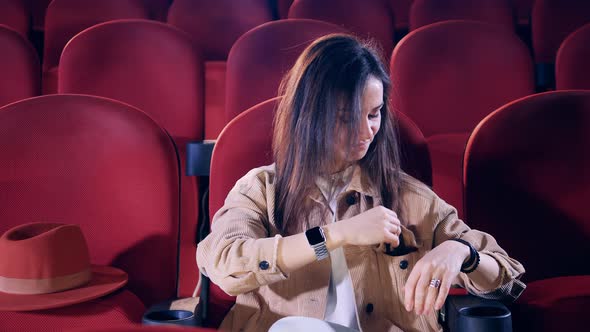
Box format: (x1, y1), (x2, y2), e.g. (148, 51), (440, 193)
(273, 34), (402, 235)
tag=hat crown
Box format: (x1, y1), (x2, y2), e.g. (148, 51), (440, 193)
(0, 223), (91, 294)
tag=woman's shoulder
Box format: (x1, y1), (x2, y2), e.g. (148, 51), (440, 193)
(399, 171), (437, 200)
(233, 163), (277, 194)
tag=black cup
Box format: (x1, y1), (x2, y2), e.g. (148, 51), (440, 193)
(142, 309), (197, 327)
(456, 305), (512, 332)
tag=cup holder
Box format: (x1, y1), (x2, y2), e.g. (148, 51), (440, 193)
(456, 305), (512, 332)
(460, 305), (511, 318)
(142, 309), (197, 327)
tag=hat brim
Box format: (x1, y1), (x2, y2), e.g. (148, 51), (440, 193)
(0, 265), (128, 311)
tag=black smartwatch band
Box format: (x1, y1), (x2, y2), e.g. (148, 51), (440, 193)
(450, 238), (480, 274)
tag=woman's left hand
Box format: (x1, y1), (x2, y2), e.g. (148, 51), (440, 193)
(403, 240), (470, 315)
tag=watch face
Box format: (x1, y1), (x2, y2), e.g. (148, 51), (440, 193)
(305, 227), (325, 245)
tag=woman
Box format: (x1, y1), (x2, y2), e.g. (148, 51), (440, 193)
(197, 34), (525, 332)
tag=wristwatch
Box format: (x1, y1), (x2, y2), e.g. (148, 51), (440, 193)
(305, 226), (329, 261)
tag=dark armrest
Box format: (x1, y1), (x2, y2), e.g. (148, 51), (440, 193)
(186, 140), (216, 176)
(440, 294), (512, 332)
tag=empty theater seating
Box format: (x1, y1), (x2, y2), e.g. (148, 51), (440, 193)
(42, 0), (155, 94)
(556, 23), (590, 90)
(409, 0), (514, 31)
(0, 25), (40, 108)
(288, 0), (395, 58)
(0, 0), (29, 37)
(390, 20), (534, 218)
(58, 19), (205, 299)
(167, 0), (273, 139)
(0, 94), (181, 329)
(532, 0), (590, 89)
(463, 90), (590, 332)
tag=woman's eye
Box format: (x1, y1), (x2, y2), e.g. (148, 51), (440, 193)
(368, 111), (381, 119)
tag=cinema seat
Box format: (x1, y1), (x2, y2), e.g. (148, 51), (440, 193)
(0, 94), (181, 329)
(464, 90), (590, 332)
(58, 19), (205, 299)
(0, 25), (40, 108)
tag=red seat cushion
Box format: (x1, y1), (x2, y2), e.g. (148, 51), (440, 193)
(513, 276), (590, 332)
(0, 290), (145, 331)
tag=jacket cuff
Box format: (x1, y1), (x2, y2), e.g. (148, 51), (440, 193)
(252, 235), (289, 286)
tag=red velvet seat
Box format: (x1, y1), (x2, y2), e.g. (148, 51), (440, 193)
(167, 0), (273, 139)
(387, 0), (414, 31)
(206, 96), (432, 328)
(145, 0), (172, 21)
(390, 20), (534, 218)
(532, 0), (590, 64)
(288, 0), (394, 59)
(2, 291), (145, 332)
(42, 0), (155, 94)
(225, 19), (347, 123)
(463, 91), (590, 332)
(0, 0), (29, 37)
(0, 94), (181, 328)
(30, 0), (52, 32)
(0, 25), (40, 108)
(512, 0), (534, 25)
(410, 0), (514, 31)
(58, 19), (205, 299)
(167, 0), (272, 61)
(277, 0), (294, 18)
(556, 23), (590, 90)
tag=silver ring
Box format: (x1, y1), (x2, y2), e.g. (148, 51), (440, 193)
(429, 278), (441, 289)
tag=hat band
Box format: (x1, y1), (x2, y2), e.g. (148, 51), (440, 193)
(0, 268), (91, 295)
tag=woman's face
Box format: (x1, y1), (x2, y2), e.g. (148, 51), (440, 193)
(333, 75), (384, 171)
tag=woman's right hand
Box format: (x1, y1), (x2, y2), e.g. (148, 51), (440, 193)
(329, 206), (401, 248)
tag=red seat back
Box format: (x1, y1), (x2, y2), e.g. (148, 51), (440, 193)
(0, 0), (29, 37)
(532, 0), (590, 63)
(167, 0), (272, 61)
(391, 20), (534, 138)
(225, 19), (347, 122)
(43, 0), (152, 73)
(288, 0), (394, 58)
(410, 0), (514, 31)
(556, 23), (590, 90)
(0, 25), (40, 107)
(0, 94), (180, 305)
(464, 91), (590, 282)
(387, 0), (414, 30)
(58, 19), (205, 299)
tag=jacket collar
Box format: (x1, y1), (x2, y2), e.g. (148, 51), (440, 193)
(309, 164), (379, 204)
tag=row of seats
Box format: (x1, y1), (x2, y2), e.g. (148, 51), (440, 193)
(1, 90), (588, 331)
(3, 18), (590, 219)
(2, 0), (588, 62)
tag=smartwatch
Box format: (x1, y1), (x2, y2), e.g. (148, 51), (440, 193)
(305, 226), (329, 261)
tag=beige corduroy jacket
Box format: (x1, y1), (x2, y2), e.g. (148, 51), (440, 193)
(197, 164), (526, 332)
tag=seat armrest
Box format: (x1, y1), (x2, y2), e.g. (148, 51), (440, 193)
(186, 140), (216, 176)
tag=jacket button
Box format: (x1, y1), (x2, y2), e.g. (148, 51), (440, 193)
(399, 260), (409, 270)
(345, 193), (357, 205)
(259, 261), (270, 270)
(366, 303), (374, 313)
